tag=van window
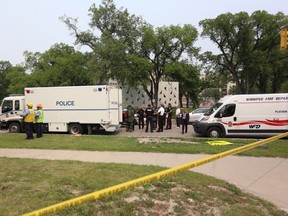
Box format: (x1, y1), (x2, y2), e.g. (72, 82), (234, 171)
(15, 100), (20, 110)
(206, 102), (223, 115)
(2, 100), (13, 113)
(215, 104), (236, 118)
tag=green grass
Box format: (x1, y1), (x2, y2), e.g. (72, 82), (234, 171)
(1, 133), (288, 215)
(0, 133), (288, 158)
(0, 157), (287, 216)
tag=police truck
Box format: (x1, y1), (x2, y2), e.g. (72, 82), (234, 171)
(0, 85), (123, 134)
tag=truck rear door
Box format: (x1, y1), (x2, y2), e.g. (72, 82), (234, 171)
(108, 87), (122, 124)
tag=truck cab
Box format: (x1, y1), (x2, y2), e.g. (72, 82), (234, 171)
(0, 95), (25, 132)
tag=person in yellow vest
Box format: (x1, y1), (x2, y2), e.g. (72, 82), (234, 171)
(35, 103), (44, 138)
(20, 102), (35, 140)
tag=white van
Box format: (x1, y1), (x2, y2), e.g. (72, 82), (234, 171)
(193, 93), (288, 138)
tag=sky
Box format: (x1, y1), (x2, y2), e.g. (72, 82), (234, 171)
(0, 0), (287, 65)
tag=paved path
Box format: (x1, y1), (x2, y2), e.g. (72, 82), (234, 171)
(116, 124), (197, 137)
(0, 148), (287, 213)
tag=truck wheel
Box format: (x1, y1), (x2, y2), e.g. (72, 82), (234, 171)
(68, 124), (83, 135)
(207, 127), (222, 138)
(9, 122), (21, 133)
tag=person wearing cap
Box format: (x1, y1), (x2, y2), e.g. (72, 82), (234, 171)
(20, 102), (35, 140)
(35, 103), (44, 138)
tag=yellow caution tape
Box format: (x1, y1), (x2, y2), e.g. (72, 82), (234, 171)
(207, 140), (232, 146)
(22, 132), (288, 216)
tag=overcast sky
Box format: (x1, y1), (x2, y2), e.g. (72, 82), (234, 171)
(0, 0), (286, 65)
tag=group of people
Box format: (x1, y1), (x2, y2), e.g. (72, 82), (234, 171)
(126, 103), (190, 134)
(21, 102), (44, 140)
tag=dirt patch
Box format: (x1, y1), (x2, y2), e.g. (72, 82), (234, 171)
(137, 137), (198, 144)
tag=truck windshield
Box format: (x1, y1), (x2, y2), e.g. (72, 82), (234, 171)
(205, 102), (223, 115)
(1, 100), (13, 113)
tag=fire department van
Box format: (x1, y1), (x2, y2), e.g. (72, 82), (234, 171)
(193, 93), (288, 138)
(0, 85), (122, 134)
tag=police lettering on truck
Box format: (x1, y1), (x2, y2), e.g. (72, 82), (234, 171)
(56, 101), (75, 106)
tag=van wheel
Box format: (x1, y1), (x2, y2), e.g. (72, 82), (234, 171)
(68, 124), (83, 135)
(207, 127), (222, 138)
(9, 122), (21, 133)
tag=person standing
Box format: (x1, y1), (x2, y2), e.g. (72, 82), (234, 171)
(175, 105), (181, 128)
(165, 103), (173, 129)
(181, 108), (190, 134)
(137, 106), (145, 129)
(145, 104), (155, 133)
(126, 105), (135, 132)
(20, 102), (35, 140)
(156, 104), (165, 132)
(153, 105), (158, 130)
(35, 103), (44, 138)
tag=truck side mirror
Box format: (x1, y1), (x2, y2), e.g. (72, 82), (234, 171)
(2, 106), (10, 113)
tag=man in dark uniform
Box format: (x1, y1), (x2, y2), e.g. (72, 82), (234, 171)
(137, 106), (145, 129)
(145, 104), (155, 133)
(165, 103), (172, 129)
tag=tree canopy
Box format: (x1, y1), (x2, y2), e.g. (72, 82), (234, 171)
(200, 10), (288, 94)
(1, 3), (288, 107)
(61, 0), (199, 107)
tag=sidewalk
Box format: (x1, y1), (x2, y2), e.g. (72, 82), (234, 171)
(0, 148), (287, 213)
(116, 123), (196, 137)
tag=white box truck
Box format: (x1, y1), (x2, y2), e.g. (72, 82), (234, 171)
(193, 93), (288, 138)
(0, 85), (122, 134)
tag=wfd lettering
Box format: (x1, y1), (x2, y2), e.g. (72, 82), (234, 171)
(56, 101), (75, 106)
(249, 125), (261, 129)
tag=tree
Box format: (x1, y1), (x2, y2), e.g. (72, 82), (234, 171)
(139, 25), (199, 106)
(200, 10), (288, 94)
(165, 61), (200, 108)
(6, 65), (28, 95)
(26, 43), (91, 87)
(0, 61), (12, 101)
(61, 0), (199, 107)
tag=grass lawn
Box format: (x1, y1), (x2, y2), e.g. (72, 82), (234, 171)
(1, 157), (287, 216)
(0, 133), (288, 158)
(1, 133), (288, 215)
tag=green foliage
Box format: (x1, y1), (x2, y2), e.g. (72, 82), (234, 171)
(62, 0), (199, 106)
(27, 43), (91, 87)
(199, 10), (288, 94)
(0, 61), (12, 100)
(166, 61), (200, 107)
(1, 2), (287, 105)
(6, 66), (28, 94)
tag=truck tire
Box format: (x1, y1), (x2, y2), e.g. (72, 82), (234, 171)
(207, 127), (222, 138)
(68, 124), (83, 135)
(9, 122), (21, 133)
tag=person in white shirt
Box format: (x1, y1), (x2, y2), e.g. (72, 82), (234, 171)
(156, 104), (165, 132)
(175, 105), (181, 128)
